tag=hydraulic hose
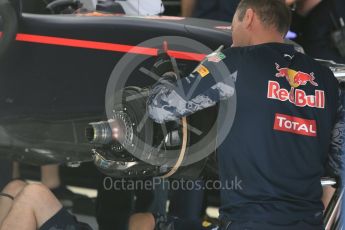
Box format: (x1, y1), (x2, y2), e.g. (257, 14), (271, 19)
(161, 117), (188, 178)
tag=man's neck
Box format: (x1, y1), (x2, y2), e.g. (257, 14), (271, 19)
(250, 32), (285, 46)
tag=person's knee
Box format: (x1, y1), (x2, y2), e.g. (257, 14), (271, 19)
(129, 213), (155, 230)
(2, 180), (27, 198)
(6, 183), (63, 229)
(19, 183), (62, 222)
(20, 183), (53, 203)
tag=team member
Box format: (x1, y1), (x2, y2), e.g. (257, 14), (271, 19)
(290, 0), (345, 63)
(181, 0), (239, 21)
(0, 180), (91, 230)
(116, 0), (164, 16)
(96, 0), (164, 15)
(181, 0), (295, 21)
(135, 0), (343, 229)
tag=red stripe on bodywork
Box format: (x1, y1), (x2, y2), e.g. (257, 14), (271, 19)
(13, 33), (206, 61)
(15, 33), (158, 56)
(168, 50), (206, 61)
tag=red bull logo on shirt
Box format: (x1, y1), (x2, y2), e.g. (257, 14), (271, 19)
(267, 63), (325, 109)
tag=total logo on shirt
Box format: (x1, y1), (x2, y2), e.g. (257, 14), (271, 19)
(274, 113), (317, 137)
(267, 63), (325, 109)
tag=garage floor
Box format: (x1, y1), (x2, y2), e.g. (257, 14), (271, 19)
(66, 185), (219, 230)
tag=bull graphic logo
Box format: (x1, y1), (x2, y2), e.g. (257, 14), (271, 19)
(275, 63), (318, 101)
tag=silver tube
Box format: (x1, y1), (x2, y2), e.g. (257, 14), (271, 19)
(86, 121), (113, 144)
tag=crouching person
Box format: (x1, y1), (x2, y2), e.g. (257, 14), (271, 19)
(0, 180), (92, 230)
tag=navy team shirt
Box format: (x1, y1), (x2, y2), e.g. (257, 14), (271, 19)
(147, 43), (344, 223)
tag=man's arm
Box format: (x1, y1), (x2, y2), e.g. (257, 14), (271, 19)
(285, 0), (297, 6)
(147, 51), (236, 124)
(181, 0), (196, 17)
(295, 0), (322, 16)
(326, 89), (345, 185)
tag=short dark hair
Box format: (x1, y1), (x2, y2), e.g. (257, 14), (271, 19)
(236, 0), (291, 34)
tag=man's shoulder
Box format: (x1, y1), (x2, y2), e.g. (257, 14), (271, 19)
(223, 43), (296, 58)
(292, 52), (339, 90)
(299, 53), (337, 82)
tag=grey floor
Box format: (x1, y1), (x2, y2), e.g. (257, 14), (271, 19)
(68, 185), (99, 229)
(68, 185), (219, 230)
(75, 214), (98, 229)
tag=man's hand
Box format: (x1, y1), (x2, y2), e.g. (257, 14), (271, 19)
(322, 186), (336, 210)
(151, 41), (174, 77)
(129, 213), (155, 230)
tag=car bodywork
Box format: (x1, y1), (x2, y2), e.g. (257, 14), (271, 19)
(0, 1), (235, 178)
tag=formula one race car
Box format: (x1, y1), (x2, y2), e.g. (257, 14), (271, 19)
(0, 0), (236, 179)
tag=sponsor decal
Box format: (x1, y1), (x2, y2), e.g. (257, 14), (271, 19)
(275, 63), (318, 88)
(195, 65), (210, 78)
(267, 81), (325, 108)
(273, 113), (317, 137)
(267, 63), (325, 108)
(207, 52), (226, 63)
